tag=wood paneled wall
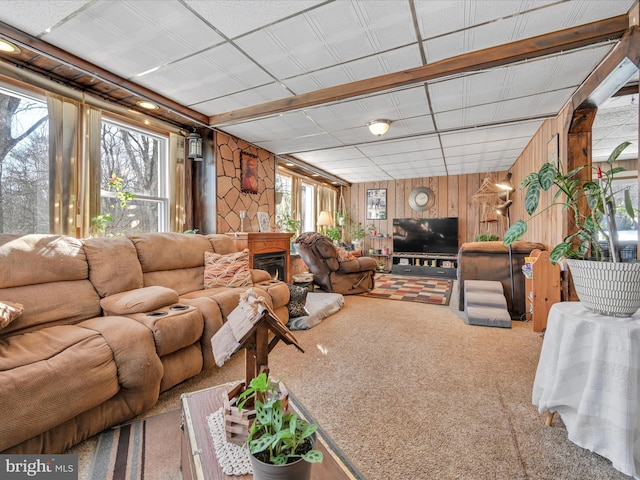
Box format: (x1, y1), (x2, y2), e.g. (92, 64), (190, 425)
(509, 105), (575, 251)
(347, 172), (509, 248)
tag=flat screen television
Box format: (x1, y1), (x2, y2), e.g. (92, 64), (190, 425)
(392, 217), (459, 255)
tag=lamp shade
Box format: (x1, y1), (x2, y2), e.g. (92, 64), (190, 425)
(317, 211), (333, 227)
(495, 172), (514, 192)
(367, 119), (391, 136)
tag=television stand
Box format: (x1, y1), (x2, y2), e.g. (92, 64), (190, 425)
(391, 253), (457, 279)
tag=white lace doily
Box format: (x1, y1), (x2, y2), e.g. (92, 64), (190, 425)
(206, 408), (253, 476)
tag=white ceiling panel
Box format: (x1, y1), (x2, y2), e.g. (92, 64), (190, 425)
(42, 0), (222, 78)
(0, 0), (92, 36)
(422, 1), (634, 63)
(282, 45), (422, 94)
(0, 0), (634, 184)
(186, 0), (324, 39)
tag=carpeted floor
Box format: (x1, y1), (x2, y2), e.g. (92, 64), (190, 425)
(362, 273), (453, 305)
(68, 282), (630, 480)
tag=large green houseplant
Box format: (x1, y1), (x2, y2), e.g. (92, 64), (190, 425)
(504, 141), (640, 316)
(237, 373), (323, 480)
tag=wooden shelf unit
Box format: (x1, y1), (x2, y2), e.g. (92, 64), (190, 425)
(525, 249), (561, 332)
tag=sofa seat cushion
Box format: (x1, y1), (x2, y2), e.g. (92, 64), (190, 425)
(0, 325), (120, 451)
(100, 286), (179, 316)
(338, 256), (378, 273)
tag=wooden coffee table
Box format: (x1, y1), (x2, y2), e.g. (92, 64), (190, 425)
(181, 382), (362, 480)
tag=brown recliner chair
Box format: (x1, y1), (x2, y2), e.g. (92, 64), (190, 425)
(294, 232), (378, 295)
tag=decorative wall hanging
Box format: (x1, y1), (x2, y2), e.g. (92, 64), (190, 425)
(408, 186), (435, 212)
(367, 188), (387, 220)
(241, 152), (258, 194)
(547, 134), (559, 167)
(257, 212), (271, 232)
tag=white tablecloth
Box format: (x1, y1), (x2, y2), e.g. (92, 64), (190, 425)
(533, 302), (640, 479)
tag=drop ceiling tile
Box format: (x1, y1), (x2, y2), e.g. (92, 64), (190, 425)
(185, 0), (323, 38)
(282, 45), (421, 93)
(43, 1), (222, 78)
(258, 133), (347, 155)
(236, 0), (415, 79)
(191, 83), (291, 115)
(295, 146), (365, 163)
(358, 136), (441, 156)
(220, 111), (324, 143)
(137, 43), (275, 106)
(429, 46), (611, 115)
(0, 0), (92, 35)
(422, 0), (634, 63)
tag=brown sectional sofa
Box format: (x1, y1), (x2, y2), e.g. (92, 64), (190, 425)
(0, 232), (290, 454)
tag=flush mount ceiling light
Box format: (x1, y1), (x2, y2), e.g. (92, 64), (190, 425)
(367, 119), (391, 136)
(136, 100), (159, 110)
(0, 39), (21, 54)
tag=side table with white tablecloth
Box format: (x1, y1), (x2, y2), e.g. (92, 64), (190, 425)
(533, 302), (640, 479)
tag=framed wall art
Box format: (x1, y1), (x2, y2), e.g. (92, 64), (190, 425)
(257, 211), (271, 232)
(366, 188), (387, 220)
(547, 134), (559, 167)
(241, 152), (259, 194)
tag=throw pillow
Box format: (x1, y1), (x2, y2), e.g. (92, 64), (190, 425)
(204, 249), (252, 288)
(336, 246), (356, 262)
(287, 284), (309, 317)
(0, 300), (24, 329)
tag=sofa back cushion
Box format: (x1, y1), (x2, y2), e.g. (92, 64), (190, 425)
(83, 236), (144, 297)
(206, 234), (237, 255)
(0, 234), (101, 336)
(129, 233), (215, 295)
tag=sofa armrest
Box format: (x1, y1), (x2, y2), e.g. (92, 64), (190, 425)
(100, 286), (179, 316)
(251, 268), (272, 283)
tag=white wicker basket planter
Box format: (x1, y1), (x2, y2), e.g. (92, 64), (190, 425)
(566, 259), (640, 317)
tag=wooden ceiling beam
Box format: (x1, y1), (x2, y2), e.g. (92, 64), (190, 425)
(209, 15), (629, 127)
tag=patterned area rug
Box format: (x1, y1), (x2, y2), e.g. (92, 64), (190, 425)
(362, 274), (453, 305)
(89, 410), (181, 480)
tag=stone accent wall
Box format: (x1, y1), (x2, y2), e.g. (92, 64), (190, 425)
(215, 131), (276, 233)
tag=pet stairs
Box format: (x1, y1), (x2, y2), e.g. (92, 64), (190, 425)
(463, 280), (512, 328)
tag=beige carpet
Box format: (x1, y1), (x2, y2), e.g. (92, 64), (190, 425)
(69, 282), (629, 480)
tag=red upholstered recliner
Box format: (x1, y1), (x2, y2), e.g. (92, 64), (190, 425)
(294, 232), (378, 295)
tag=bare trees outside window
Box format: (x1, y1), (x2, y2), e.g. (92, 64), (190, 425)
(98, 120), (168, 236)
(0, 89), (48, 234)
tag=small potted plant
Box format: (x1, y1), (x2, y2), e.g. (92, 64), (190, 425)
(504, 141), (640, 316)
(237, 373), (323, 480)
(348, 221), (366, 249)
(325, 226), (342, 243)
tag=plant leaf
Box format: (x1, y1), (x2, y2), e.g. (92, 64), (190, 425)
(606, 141), (631, 164)
(524, 181), (541, 215)
(624, 188), (636, 221)
(271, 454), (288, 465)
(549, 243), (570, 264)
(538, 163), (557, 191)
(302, 449), (324, 463)
(250, 434), (274, 454)
(503, 220), (527, 245)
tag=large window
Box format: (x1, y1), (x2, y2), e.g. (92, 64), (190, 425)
(0, 87), (48, 234)
(99, 119), (168, 235)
